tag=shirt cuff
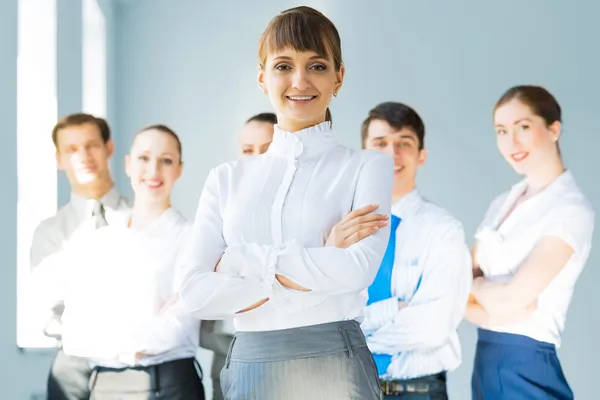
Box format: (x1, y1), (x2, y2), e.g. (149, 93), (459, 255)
(218, 243), (280, 285)
(269, 279), (327, 313)
(364, 297), (399, 333)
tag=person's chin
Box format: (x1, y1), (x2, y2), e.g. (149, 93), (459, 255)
(138, 188), (168, 200)
(508, 160), (529, 175)
(75, 173), (100, 184)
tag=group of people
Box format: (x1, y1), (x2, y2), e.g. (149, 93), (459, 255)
(29, 5), (594, 400)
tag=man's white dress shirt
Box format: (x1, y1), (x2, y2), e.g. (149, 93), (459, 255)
(361, 190), (472, 379)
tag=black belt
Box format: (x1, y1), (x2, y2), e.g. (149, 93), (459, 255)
(380, 372), (446, 395)
(90, 357), (202, 396)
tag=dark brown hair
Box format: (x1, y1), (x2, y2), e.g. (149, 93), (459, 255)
(246, 112), (277, 125)
(258, 6), (342, 124)
(52, 113), (110, 149)
(494, 85), (562, 126)
(361, 102), (425, 150)
(135, 124), (183, 164)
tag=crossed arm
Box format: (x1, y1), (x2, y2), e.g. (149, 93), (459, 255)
(178, 156), (393, 319)
(363, 222), (472, 353)
(466, 236), (575, 327)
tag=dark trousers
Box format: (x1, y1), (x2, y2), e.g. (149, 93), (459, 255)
(199, 323), (233, 400)
(382, 372), (448, 399)
(472, 329), (573, 400)
(47, 349), (93, 400)
(89, 357), (205, 400)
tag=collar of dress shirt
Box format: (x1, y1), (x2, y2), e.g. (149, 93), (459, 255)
(267, 121), (339, 160)
(391, 188), (421, 217)
(492, 169), (574, 229)
(70, 185), (123, 219)
(509, 169), (572, 197)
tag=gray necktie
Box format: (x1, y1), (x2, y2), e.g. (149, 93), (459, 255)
(92, 200), (109, 228)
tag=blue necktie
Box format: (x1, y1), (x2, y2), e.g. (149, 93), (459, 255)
(367, 214), (401, 376)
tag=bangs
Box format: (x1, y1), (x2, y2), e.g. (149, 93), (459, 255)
(259, 10), (341, 68)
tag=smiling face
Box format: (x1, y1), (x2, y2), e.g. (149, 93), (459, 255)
(125, 128), (182, 203)
(55, 122), (113, 187)
(257, 6), (344, 132)
(494, 99), (561, 176)
(364, 119), (426, 194)
(258, 48), (344, 132)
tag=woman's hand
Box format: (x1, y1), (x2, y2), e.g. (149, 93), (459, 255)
(276, 274), (310, 292)
(325, 204), (388, 249)
(236, 298), (269, 314)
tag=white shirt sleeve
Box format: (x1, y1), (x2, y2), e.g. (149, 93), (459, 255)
(132, 240), (199, 356)
(178, 168), (275, 320)
(130, 300), (196, 356)
(360, 297), (399, 336)
(216, 154), (393, 298)
(365, 221), (472, 353)
(541, 201), (595, 254)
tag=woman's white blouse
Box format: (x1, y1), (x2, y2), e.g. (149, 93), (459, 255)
(475, 171), (595, 347)
(178, 122), (394, 332)
(61, 208), (199, 367)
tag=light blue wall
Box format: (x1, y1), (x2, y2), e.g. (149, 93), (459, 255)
(2, 0), (599, 398)
(112, 1), (600, 399)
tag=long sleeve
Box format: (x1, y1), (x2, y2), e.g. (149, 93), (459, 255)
(130, 244), (200, 356)
(219, 154), (394, 296)
(130, 300), (196, 356)
(360, 297), (399, 336)
(178, 167), (275, 320)
(365, 222), (472, 353)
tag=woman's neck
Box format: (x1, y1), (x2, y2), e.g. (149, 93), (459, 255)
(525, 157), (565, 194)
(277, 116), (326, 133)
(129, 199), (170, 231)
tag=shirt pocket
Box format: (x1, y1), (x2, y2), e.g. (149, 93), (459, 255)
(393, 255), (424, 303)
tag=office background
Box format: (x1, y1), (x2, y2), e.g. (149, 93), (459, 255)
(1, 0), (598, 398)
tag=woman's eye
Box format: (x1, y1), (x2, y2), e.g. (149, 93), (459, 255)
(310, 64), (326, 71)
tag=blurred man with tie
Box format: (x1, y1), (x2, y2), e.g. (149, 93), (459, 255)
(360, 102), (472, 399)
(30, 113), (130, 400)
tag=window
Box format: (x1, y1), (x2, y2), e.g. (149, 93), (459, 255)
(16, 0), (58, 348)
(82, 0), (107, 118)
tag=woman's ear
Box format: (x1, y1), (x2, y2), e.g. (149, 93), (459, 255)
(257, 65), (267, 94)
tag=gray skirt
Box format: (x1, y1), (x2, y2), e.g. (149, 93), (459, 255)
(220, 320), (383, 400)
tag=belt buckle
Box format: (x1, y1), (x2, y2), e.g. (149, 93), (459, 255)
(380, 381), (391, 396)
(381, 380), (432, 395)
(406, 382), (430, 393)
(380, 380), (405, 396)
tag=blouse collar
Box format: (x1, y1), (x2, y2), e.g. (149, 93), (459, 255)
(267, 121), (338, 159)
